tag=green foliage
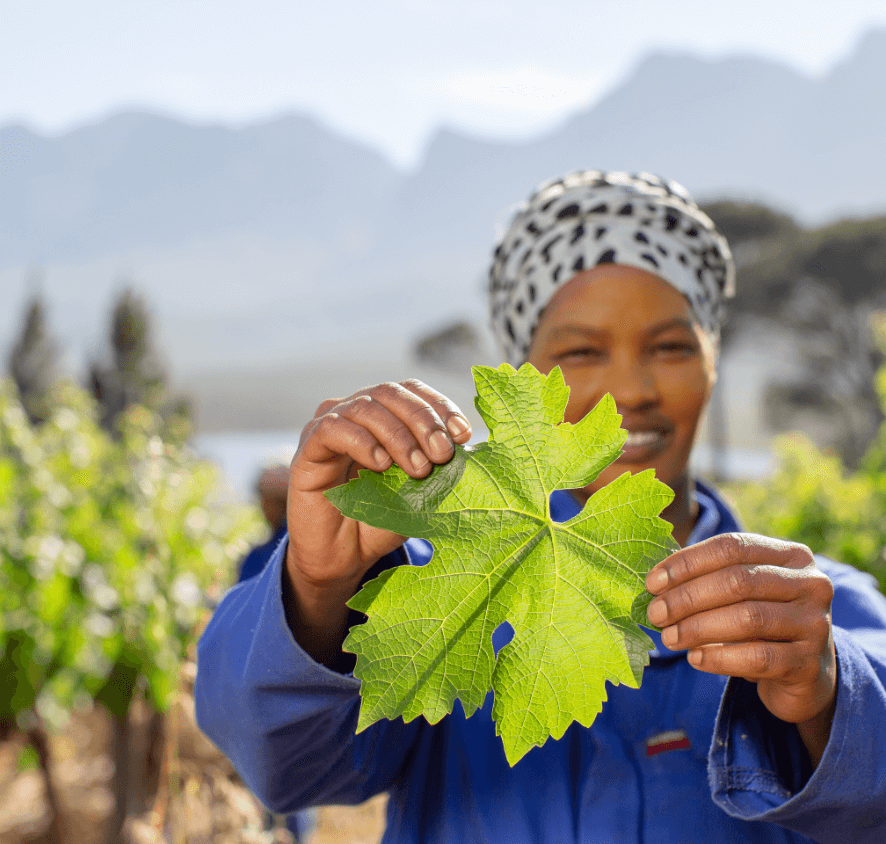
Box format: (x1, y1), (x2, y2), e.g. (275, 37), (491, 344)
(728, 317), (886, 591)
(328, 364), (677, 764)
(0, 377), (262, 732)
(727, 433), (886, 591)
(16, 745), (40, 771)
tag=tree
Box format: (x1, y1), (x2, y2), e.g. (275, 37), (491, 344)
(800, 216), (886, 304)
(8, 295), (58, 425)
(90, 288), (191, 441)
(763, 282), (884, 468)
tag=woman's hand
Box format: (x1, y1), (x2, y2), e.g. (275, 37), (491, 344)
(284, 380), (472, 666)
(645, 533), (836, 766)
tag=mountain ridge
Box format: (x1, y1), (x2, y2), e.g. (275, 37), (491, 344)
(1, 31), (885, 391)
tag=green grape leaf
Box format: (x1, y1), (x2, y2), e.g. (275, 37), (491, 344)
(326, 363), (678, 764)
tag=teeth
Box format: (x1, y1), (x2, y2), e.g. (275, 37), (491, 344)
(624, 431), (660, 447)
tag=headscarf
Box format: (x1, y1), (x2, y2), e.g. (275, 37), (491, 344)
(488, 171), (735, 366)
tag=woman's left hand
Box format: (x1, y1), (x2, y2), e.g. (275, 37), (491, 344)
(646, 533), (837, 766)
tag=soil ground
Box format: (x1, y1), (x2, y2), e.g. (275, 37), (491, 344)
(0, 664), (386, 844)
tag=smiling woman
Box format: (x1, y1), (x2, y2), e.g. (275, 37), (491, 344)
(194, 170), (886, 844)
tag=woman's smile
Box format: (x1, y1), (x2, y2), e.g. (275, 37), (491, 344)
(620, 425), (670, 461)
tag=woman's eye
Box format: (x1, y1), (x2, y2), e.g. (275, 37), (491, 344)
(653, 342), (696, 358)
(555, 347), (604, 361)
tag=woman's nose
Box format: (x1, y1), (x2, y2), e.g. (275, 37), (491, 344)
(608, 356), (658, 411)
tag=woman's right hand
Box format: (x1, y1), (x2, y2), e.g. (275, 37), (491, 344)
(283, 379), (472, 666)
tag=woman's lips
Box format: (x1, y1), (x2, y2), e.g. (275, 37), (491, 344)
(619, 429), (667, 461)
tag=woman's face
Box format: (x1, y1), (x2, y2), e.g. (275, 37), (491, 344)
(526, 265), (716, 499)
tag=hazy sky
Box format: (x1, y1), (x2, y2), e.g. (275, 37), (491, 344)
(2, 0), (886, 168)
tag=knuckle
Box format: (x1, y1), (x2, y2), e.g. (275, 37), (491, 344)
(343, 394), (375, 420)
(406, 401), (439, 430)
(677, 617), (696, 643)
(719, 532), (748, 563)
(314, 397), (341, 418)
(789, 541), (815, 565)
(401, 378), (429, 392)
(753, 642), (777, 675)
(810, 613), (832, 644)
(810, 571), (835, 605)
(741, 601), (768, 636)
(725, 565), (754, 600)
(660, 590), (683, 620)
(371, 381), (405, 403)
(665, 555), (690, 585)
(315, 412), (342, 436)
(387, 422), (418, 453)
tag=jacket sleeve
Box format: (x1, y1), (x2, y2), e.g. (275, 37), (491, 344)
(709, 558), (886, 843)
(194, 536), (425, 813)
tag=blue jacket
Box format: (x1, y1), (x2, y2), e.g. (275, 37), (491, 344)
(237, 521), (288, 584)
(195, 482), (886, 843)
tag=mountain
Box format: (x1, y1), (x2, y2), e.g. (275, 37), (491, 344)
(373, 31), (886, 274)
(1, 31), (885, 431)
(0, 111), (400, 266)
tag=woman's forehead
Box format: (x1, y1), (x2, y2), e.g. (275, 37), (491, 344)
(539, 266), (697, 330)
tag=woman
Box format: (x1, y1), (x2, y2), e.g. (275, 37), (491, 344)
(195, 172), (886, 842)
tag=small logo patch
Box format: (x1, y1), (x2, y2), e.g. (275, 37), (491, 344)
(645, 729), (691, 757)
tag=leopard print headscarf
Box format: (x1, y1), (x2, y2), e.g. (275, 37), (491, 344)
(488, 171), (735, 366)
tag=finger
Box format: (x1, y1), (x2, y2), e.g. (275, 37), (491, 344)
(353, 382), (464, 467)
(686, 640), (810, 682)
(313, 397), (344, 419)
(398, 379), (473, 443)
(659, 600), (809, 651)
(646, 533), (813, 595)
(647, 564), (807, 628)
(296, 413), (393, 480)
(333, 389), (451, 478)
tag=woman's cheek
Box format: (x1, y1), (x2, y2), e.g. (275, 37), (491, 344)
(660, 365), (711, 412)
(562, 382), (605, 425)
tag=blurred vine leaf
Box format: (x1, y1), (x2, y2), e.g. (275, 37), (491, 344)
(327, 363), (677, 764)
(0, 378), (263, 734)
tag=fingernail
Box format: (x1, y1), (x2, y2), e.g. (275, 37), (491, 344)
(647, 598), (667, 626)
(410, 448), (430, 471)
(687, 650), (702, 667)
(373, 446), (390, 467)
(447, 415), (470, 437)
(429, 429), (453, 456)
(646, 567), (668, 594)
(661, 626), (678, 647)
